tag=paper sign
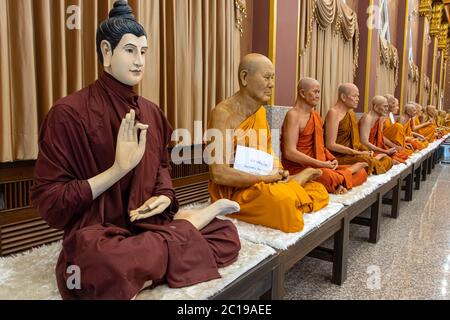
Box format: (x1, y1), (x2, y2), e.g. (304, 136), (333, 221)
(389, 113), (396, 124)
(233, 145), (273, 176)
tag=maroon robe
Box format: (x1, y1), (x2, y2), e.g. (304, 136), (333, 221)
(30, 72), (240, 300)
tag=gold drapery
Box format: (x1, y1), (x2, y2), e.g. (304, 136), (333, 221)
(375, 36), (399, 96)
(406, 61), (420, 103)
(421, 74), (431, 106)
(0, 0), (242, 162)
(299, 0), (359, 118)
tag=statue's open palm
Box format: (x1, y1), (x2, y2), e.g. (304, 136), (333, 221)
(115, 110), (148, 173)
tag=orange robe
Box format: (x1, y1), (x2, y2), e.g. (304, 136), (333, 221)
(282, 111), (367, 193)
(367, 119), (409, 164)
(209, 107), (329, 233)
(329, 111), (393, 175)
(403, 118), (428, 150)
(414, 117), (437, 142)
(383, 116), (414, 155)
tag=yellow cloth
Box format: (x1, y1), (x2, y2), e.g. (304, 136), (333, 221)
(404, 119), (428, 149)
(414, 116), (438, 142)
(332, 111), (393, 175)
(383, 117), (413, 155)
(209, 107), (329, 233)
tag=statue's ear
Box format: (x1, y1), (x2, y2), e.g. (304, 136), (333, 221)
(299, 89), (307, 99)
(101, 40), (113, 68)
(240, 69), (249, 87)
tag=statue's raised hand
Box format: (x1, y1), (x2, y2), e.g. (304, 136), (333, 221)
(114, 110), (148, 174)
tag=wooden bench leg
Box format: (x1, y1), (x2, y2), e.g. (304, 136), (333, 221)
(272, 265), (286, 300)
(427, 155), (433, 174)
(332, 217), (349, 285)
(415, 166), (421, 190)
(390, 179), (400, 219)
(404, 172), (414, 201)
(421, 162), (427, 181)
(261, 263), (283, 300)
(369, 194), (382, 244)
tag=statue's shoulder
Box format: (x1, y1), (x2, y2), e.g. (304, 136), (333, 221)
(47, 86), (93, 125)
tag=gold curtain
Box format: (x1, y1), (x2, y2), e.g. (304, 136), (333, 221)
(0, 0), (241, 162)
(421, 75), (431, 107)
(406, 61), (420, 103)
(375, 36), (399, 96)
(299, 0), (359, 118)
(433, 83), (439, 107)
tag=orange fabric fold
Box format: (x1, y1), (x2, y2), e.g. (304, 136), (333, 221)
(368, 119), (409, 163)
(383, 117), (414, 155)
(414, 117), (437, 142)
(404, 119), (428, 150)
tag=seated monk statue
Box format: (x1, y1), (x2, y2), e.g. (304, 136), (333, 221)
(398, 103), (429, 150)
(411, 103), (439, 142)
(359, 96), (409, 164)
(30, 0), (241, 300)
(437, 110), (447, 127)
(208, 53), (329, 233)
(325, 83), (393, 175)
(382, 94), (414, 155)
(281, 77), (367, 195)
(433, 108), (450, 135)
(437, 110), (450, 133)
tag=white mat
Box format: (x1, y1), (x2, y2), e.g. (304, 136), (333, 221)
(0, 238), (275, 300)
(329, 179), (380, 206)
(223, 202), (344, 250)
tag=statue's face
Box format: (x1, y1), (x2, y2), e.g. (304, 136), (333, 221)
(245, 59), (275, 104)
(302, 82), (321, 107)
(389, 100), (399, 114)
(343, 87), (360, 109)
(106, 33), (148, 86)
(406, 106), (416, 117)
(374, 99), (389, 117)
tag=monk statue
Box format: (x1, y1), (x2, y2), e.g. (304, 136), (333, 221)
(382, 94), (414, 155)
(359, 96), (409, 164)
(208, 54), (329, 234)
(281, 78), (367, 195)
(411, 103), (438, 142)
(445, 110), (450, 127)
(398, 103), (428, 150)
(436, 110), (450, 133)
(31, 0), (241, 300)
(429, 106), (449, 135)
(325, 83), (393, 175)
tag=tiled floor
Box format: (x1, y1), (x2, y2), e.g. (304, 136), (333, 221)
(285, 163), (450, 300)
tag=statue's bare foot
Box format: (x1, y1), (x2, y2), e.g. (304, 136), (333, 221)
(290, 168), (322, 187)
(334, 185), (348, 195)
(174, 199), (240, 230)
